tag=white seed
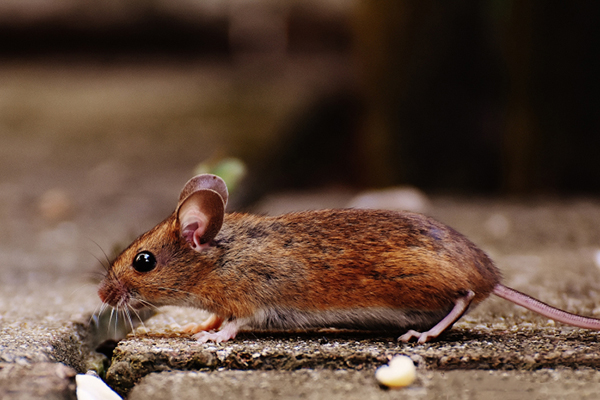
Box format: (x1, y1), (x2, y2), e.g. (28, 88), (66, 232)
(76, 373), (122, 400)
(375, 355), (416, 388)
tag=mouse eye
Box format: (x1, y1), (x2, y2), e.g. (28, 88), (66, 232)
(132, 251), (157, 273)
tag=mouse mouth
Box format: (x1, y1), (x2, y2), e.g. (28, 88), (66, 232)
(98, 282), (122, 307)
(98, 280), (137, 309)
(97, 279), (152, 313)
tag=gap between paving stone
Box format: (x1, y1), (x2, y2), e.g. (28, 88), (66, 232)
(0, 317), (97, 400)
(0, 274), (111, 399)
(105, 326), (600, 396)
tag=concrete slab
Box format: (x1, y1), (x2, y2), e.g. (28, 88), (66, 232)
(128, 369), (600, 400)
(0, 362), (77, 400)
(105, 326), (600, 396)
(0, 272), (101, 399)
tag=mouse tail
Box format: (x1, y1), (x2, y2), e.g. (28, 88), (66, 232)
(493, 284), (600, 330)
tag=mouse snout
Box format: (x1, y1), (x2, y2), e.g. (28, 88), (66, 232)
(98, 280), (128, 308)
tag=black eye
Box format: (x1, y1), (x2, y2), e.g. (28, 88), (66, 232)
(132, 251), (157, 273)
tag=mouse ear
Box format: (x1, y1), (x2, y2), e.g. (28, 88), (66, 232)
(176, 174), (228, 251)
(178, 174), (229, 208)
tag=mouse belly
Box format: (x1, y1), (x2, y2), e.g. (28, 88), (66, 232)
(242, 306), (453, 332)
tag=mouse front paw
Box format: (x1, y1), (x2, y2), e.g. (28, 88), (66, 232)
(192, 320), (239, 344)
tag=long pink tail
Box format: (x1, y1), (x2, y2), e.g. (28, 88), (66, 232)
(493, 284), (600, 330)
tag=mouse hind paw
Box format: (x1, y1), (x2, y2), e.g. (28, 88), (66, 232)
(398, 291), (475, 344)
(399, 329), (433, 344)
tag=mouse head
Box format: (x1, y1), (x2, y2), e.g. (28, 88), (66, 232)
(98, 174), (229, 310)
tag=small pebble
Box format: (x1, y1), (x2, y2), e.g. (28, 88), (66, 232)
(375, 355), (416, 388)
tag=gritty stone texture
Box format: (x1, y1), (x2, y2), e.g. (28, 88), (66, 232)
(0, 317), (90, 371)
(0, 362), (77, 400)
(128, 368), (600, 400)
(106, 327), (600, 396)
(0, 275), (98, 399)
(0, 267), (105, 368)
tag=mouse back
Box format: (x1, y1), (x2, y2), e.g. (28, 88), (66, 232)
(209, 209), (501, 314)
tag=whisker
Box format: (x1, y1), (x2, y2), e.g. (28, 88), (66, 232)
(87, 271), (109, 280)
(124, 307), (135, 335)
(136, 298), (160, 312)
(86, 249), (109, 273)
(87, 238), (113, 272)
(89, 302), (105, 326)
(108, 308), (116, 336)
(68, 283), (97, 299)
(89, 309), (99, 327)
(129, 307), (147, 331)
(157, 286), (220, 308)
(114, 307), (120, 339)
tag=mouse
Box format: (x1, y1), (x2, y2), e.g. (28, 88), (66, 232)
(98, 174), (600, 344)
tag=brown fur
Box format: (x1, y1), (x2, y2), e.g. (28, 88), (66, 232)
(99, 209), (501, 323)
(99, 175), (600, 341)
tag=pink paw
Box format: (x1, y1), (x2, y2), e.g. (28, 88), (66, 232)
(398, 329), (432, 344)
(193, 320), (239, 344)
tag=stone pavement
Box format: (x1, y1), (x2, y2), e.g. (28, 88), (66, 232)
(4, 187), (600, 398)
(3, 62), (600, 399)
(127, 369), (600, 400)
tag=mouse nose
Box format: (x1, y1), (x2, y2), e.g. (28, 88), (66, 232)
(98, 280), (127, 307)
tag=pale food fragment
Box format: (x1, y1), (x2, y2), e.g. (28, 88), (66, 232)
(76, 373), (122, 400)
(375, 355), (416, 388)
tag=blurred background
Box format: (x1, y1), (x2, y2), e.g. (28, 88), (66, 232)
(2, 0), (599, 199)
(1, 0), (600, 275)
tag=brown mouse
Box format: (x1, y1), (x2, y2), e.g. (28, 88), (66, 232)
(98, 174), (600, 343)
